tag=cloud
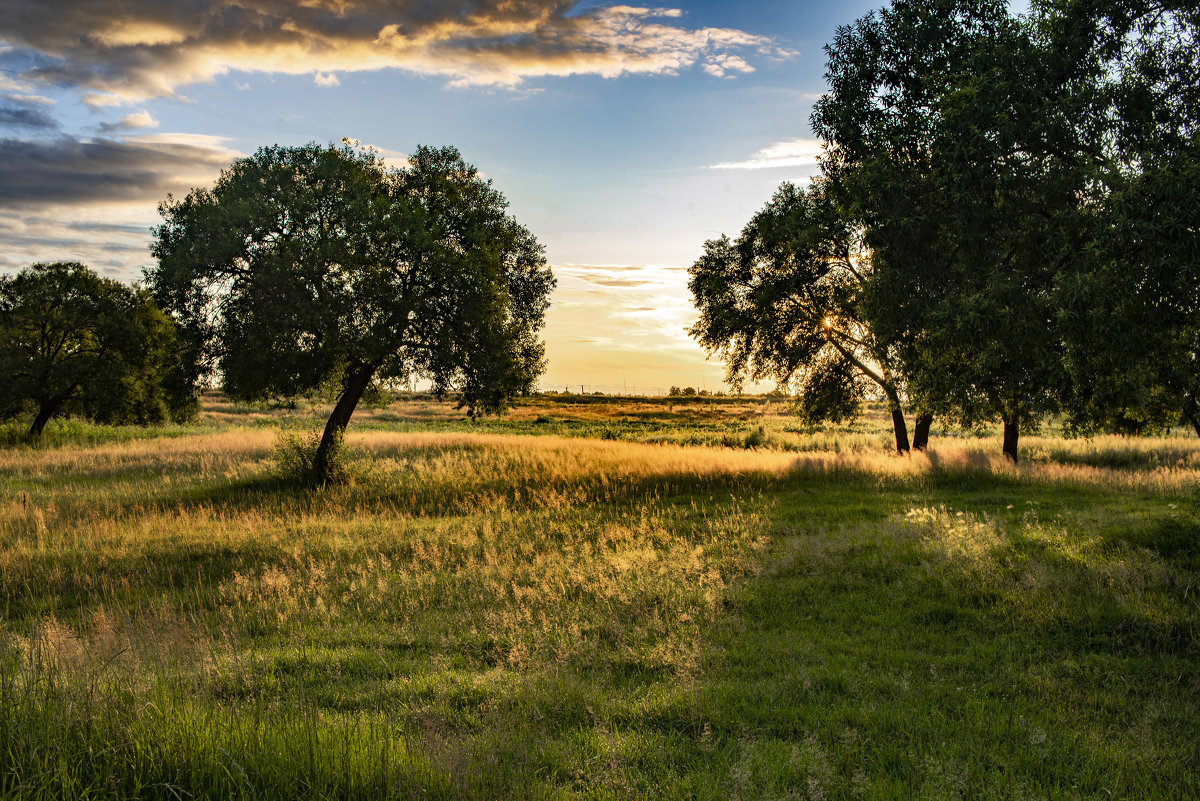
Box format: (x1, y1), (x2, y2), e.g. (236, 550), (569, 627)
(577, 273), (654, 288)
(540, 261), (738, 393)
(557, 263), (684, 290)
(703, 53), (753, 79)
(0, 72), (59, 129)
(0, 133), (237, 208)
(313, 71), (340, 87)
(0, 101), (58, 130)
(708, 137), (824, 170)
(0, 206), (160, 276)
(96, 109), (159, 133)
(0, 132), (240, 276)
(0, 1), (792, 101)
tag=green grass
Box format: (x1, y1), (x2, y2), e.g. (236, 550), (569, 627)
(1, 399), (1197, 799)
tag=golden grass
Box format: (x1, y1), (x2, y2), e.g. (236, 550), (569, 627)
(2, 429), (795, 683)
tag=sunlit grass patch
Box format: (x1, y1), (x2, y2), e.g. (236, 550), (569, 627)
(902, 504), (1193, 630)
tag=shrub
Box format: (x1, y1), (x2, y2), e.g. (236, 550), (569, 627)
(273, 430), (349, 485)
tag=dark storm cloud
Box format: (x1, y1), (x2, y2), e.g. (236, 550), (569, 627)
(0, 135), (234, 208)
(0, 101), (58, 130)
(0, 1), (788, 100)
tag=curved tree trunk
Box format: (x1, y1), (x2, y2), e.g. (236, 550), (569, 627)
(1188, 412), (1200, 438)
(29, 390), (74, 438)
(912, 413), (933, 451)
(1002, 416), (1019, 463)
(821, 339), (910, 454)
(314, 362), (378, 483)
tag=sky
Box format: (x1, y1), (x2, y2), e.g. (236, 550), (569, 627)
(0, 0), (890, 395)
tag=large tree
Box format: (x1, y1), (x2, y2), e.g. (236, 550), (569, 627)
(813, 0), (1097, 461)
(1045, 0), (1200, 437)
(689, 178), (924, 453)
(813, 0), (1200, 457)
(0, 262), (188, 436)
(149, 142), (555, 481)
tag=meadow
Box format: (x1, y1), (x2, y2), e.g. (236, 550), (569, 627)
(1, 394), (1197, 799)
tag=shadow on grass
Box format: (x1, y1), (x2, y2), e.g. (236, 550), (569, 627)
(688, 470), (1200, 798)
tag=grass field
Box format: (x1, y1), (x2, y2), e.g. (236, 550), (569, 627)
(2, 394), (1198, 799)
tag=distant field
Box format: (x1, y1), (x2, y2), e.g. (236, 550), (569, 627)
(1, 396), (1197, 799)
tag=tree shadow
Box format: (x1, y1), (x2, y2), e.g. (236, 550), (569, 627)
(683, 468), (1200, 798)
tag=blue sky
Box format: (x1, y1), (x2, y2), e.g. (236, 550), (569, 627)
(1, 0), (887, 394)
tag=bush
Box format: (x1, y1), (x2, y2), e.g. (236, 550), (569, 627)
(273, 430), (350, 485)
(742, 425), (770, 450)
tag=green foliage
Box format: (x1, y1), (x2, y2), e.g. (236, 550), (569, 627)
(816, 1), (1071, 437)
(1047, 1), (1200, 437)
(740, 424), (770, 449)
(793, 352), (866, 427)
(0, 262), (195, 437)
(271, 428), (365, 486)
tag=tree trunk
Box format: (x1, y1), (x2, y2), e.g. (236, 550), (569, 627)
(891, 407), (911, 454)
(29, 391), (73, 437)
(1002, 417), (1019, 463)
(1189, 413), (1200, 438)
(912, 413), (933, 451)
(314, 362), (377, 482)
(885, 392), (910, 454)
(1184, 402), (1200, 437)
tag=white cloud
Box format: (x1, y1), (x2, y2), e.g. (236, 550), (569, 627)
(118, 110), (158, 129)
(0, 73), (55, 106)
(0, 205), (160, 277)
(123, 132), (238, 151)
(702, 53), (754, 79)
(708, 138), (824, 170)
(82, 92), (126, 108)
(540, 261), (728, 393)
(313, 71), (340, 87)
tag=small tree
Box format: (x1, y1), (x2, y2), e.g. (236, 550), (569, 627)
(0, 262), (189, 437)
(149, 142), (555, 482)
(688, 179), (920, 453)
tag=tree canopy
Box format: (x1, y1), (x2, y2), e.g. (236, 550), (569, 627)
(691, 0), (1198, 460)
(808, 0), (1199, 459)
(149, 142), (555, 481)
(811, 0), (1089, 460)
(688, 178), (923, 453)
(0, 262), (189, 437)
(1046, 0), (1200, 437)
